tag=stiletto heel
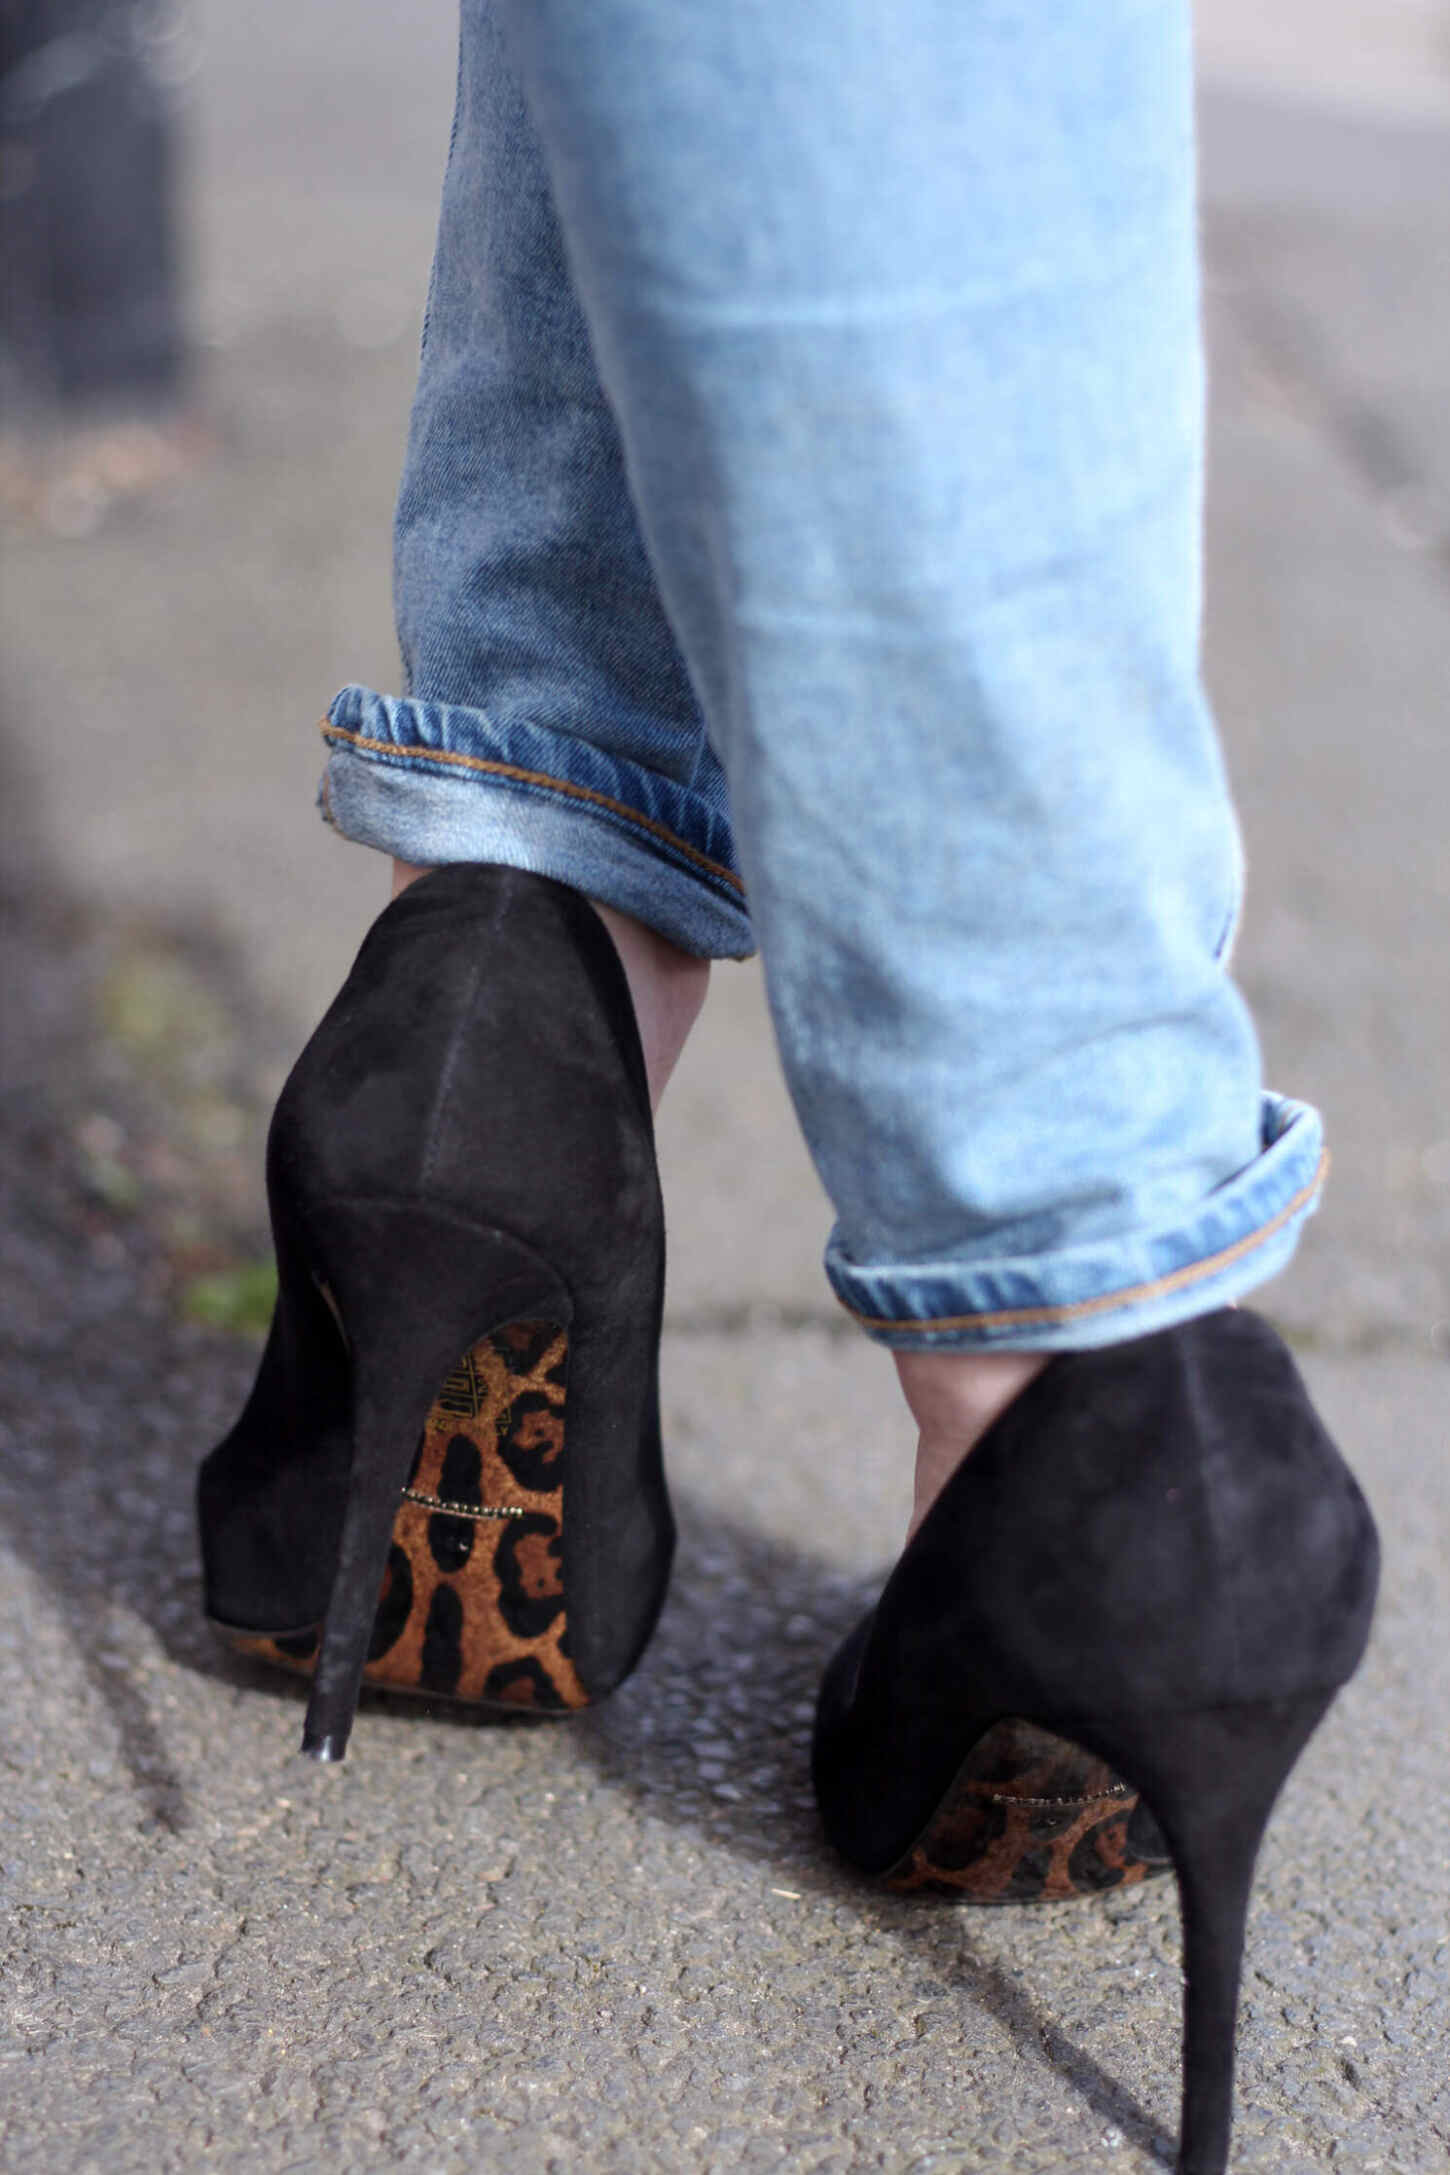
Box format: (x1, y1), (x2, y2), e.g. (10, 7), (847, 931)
(292, 1200), (571, 1761)
(813, 1311), (1379, 2175)
(1078, 1694), (1335, 2175)
(199, 865), (673, 1753)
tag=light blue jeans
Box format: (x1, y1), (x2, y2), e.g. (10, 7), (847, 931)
(320, 0), (1325, 1351)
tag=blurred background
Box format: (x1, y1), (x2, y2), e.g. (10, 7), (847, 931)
(1, 0), (1447, 1346)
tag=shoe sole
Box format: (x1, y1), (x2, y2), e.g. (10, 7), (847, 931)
(214, 1317), (590, 1717)
(885, 1716), (1174, 1904)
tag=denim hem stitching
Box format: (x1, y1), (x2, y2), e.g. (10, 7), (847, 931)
(320, 719), (745, 897)
(840, 1150), (1328, 1333)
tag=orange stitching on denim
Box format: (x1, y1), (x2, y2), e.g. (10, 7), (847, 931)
(845, 1149), (1329, 1335)
(320, 719), (746, 896)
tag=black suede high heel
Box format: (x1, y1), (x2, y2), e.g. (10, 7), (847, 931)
(812, 1311), (1379, 2175)
(198, 863), (671, 1760)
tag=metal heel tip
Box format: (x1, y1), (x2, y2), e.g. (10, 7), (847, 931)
(299, 1728), (349, 1763)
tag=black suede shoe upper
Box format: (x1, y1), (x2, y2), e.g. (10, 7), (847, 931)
(199, 865), (671, 1695)
(813, 1309), (1379, 1874)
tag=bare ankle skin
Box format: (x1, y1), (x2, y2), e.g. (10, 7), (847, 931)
(391, 860), (709, 1113)
(894, 1348), (1049, 1542)
(590, 902), (710, 1111)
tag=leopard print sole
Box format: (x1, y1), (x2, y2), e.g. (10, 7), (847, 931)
(218, 1318), (588, 1716)
(885, 1717), (1173, 1903)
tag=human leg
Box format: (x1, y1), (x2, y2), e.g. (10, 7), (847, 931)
(470, 10), (1375, 2168)
(488, 0), (1322, 1352)
(200, 6), (733, 1746)
(320, 2), (749, 965)
(203, 5), (1375, 2156)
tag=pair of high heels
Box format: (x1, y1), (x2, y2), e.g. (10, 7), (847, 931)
(198, 863), (1379, 2175)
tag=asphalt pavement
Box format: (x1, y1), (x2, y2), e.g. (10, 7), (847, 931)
(1, 6), (1447, 2170)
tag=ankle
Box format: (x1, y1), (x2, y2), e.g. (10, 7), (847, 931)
(894, 1347), (1048, 1541)
(590, 902), (709, 1112)
(390, 862), (708, 1112)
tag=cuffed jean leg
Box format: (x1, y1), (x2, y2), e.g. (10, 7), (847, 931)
(487, 0), (1325, 1348)
(319, 2), (752, 960)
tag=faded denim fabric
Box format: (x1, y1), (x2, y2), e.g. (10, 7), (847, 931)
(321, 0), (1326, 1349)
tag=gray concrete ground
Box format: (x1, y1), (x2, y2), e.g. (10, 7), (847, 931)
(2, 5), (1448, 2169)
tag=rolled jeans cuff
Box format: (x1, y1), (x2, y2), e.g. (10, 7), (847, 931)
(318, 685), (755, 960)
(826, 1095), (1326, 1351)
